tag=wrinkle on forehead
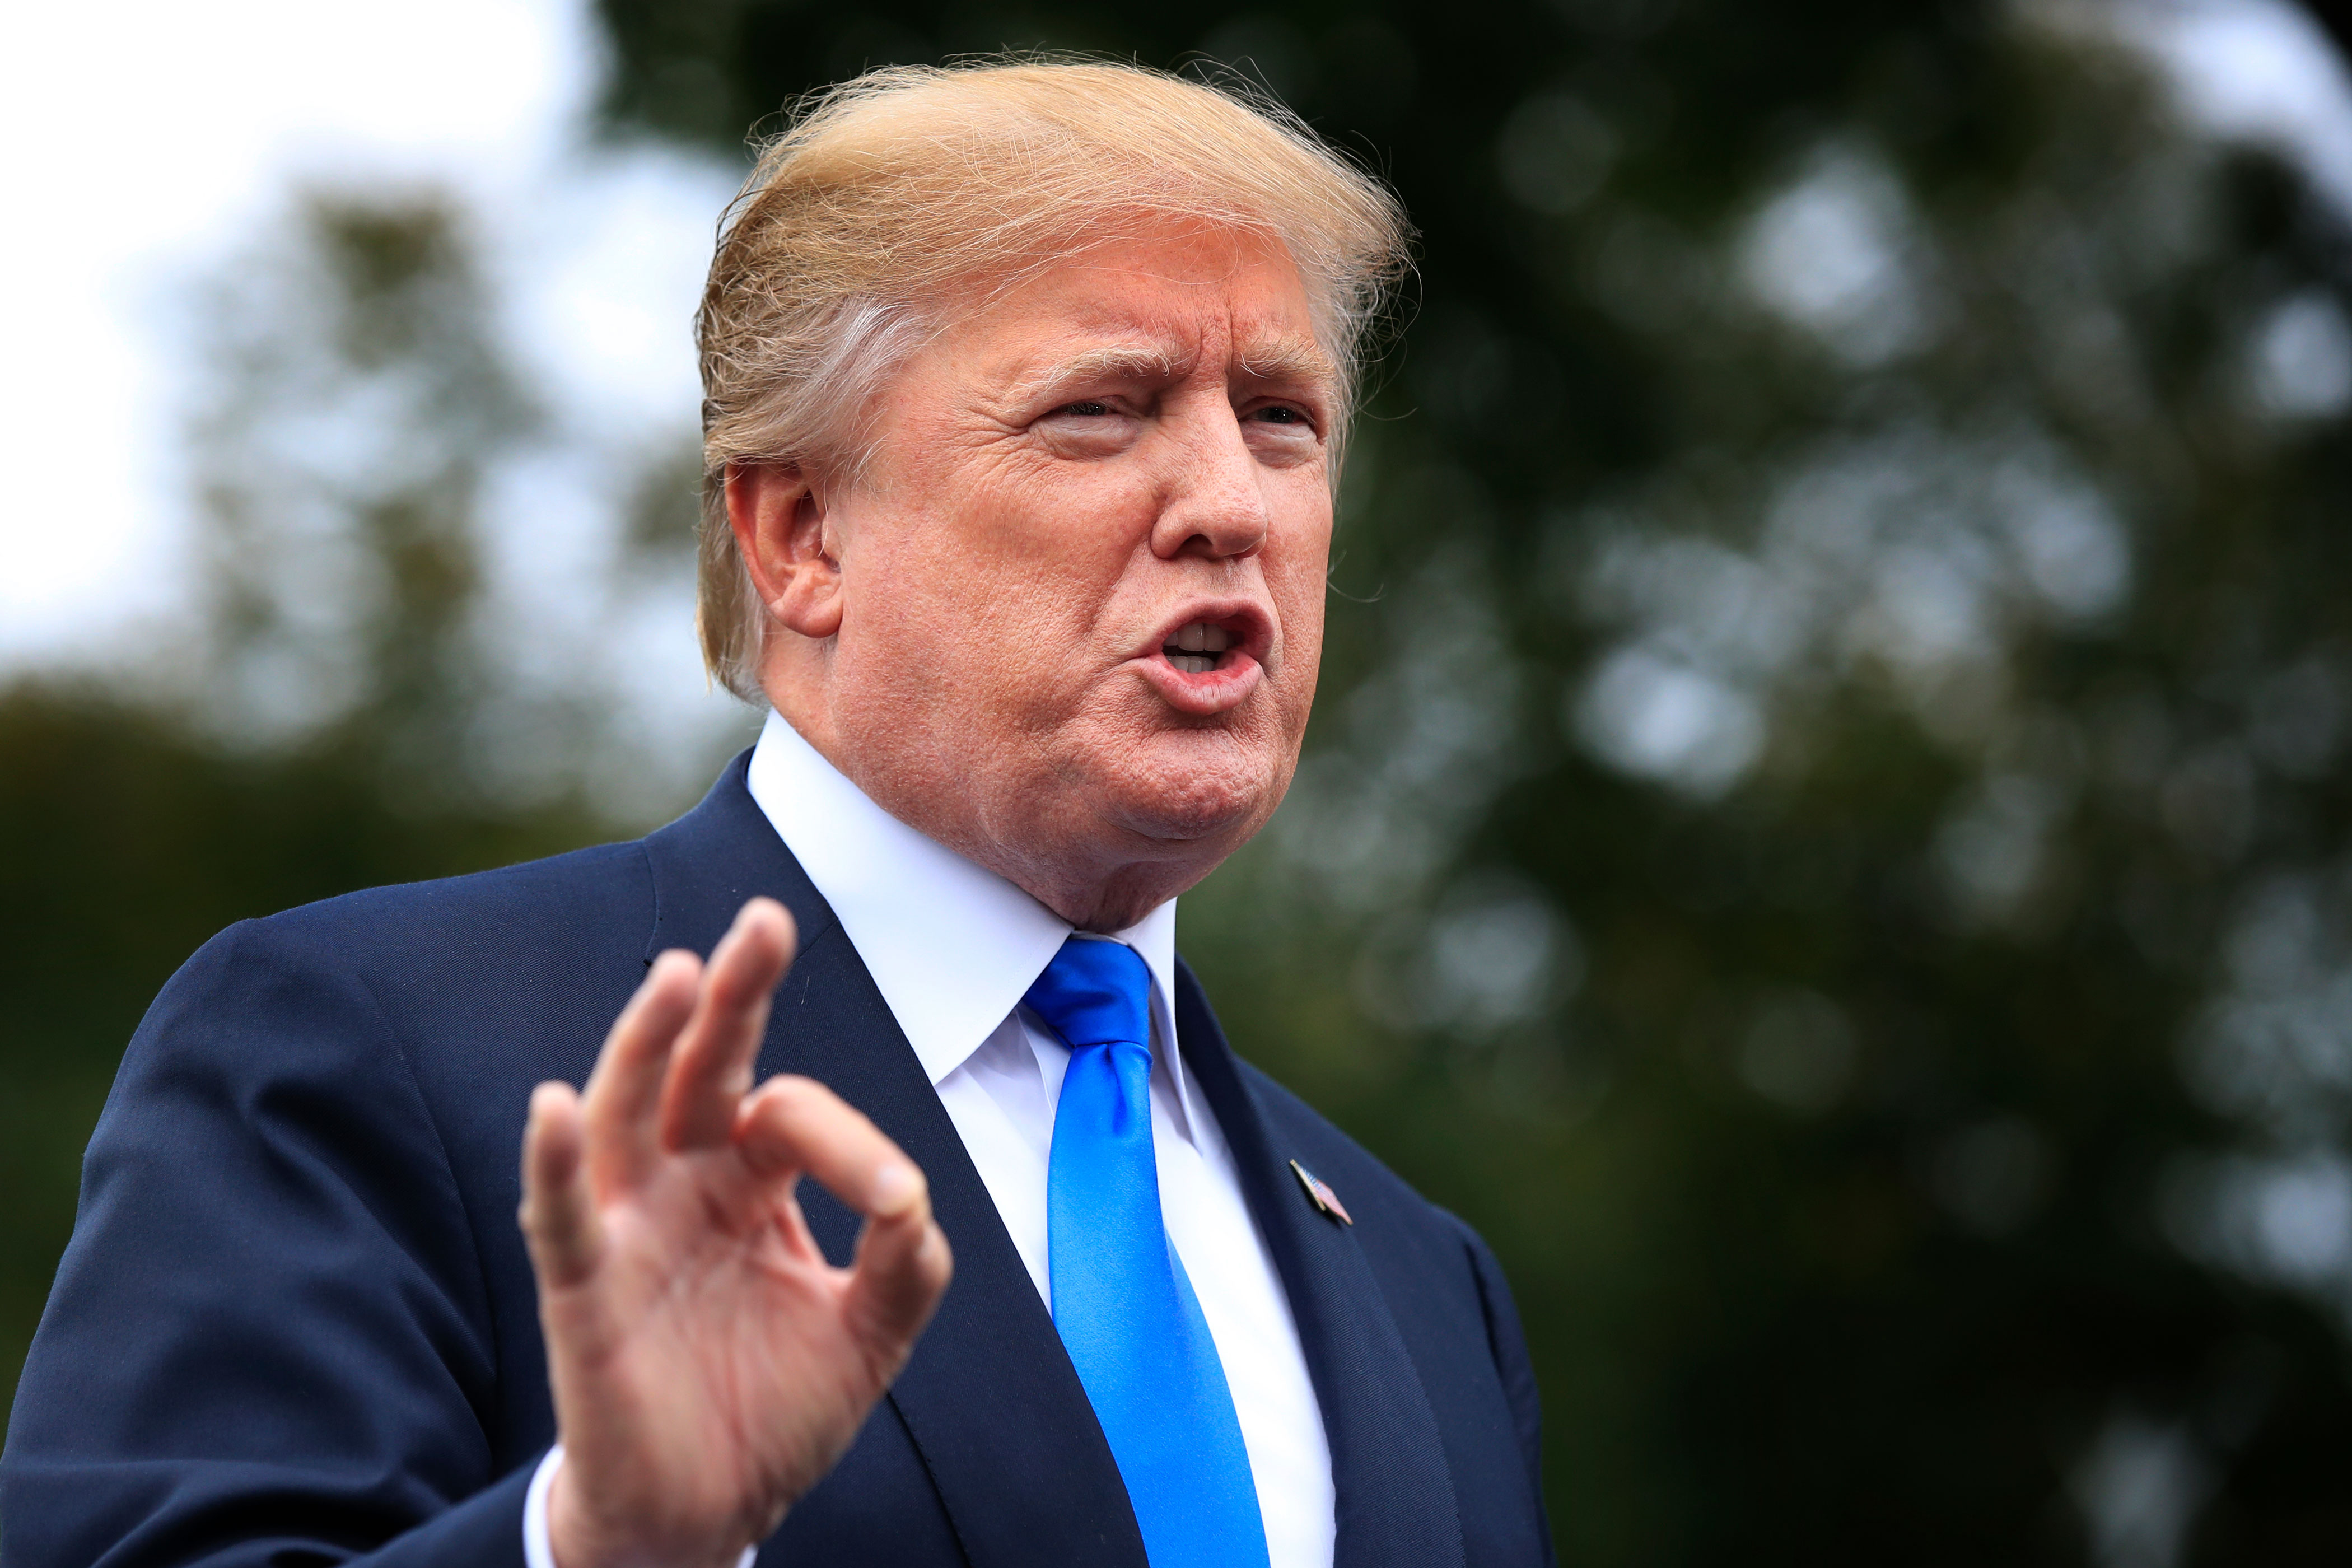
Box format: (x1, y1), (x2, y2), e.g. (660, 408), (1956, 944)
(876, 235), (1344, 456)
(968, 227), (1334, 390)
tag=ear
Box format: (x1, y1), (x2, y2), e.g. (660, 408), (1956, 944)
(726, 461), (844, 640)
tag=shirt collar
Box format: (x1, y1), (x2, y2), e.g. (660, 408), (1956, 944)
(743, 708), (1183, 1096)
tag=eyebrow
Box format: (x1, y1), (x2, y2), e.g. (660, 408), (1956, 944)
(1236, 338), (1339, 393)
(1012, 337), (1339, 404)
(1011, 344), (1188, 402)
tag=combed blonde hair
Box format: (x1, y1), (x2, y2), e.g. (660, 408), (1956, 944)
(693, 55), (1413, 701)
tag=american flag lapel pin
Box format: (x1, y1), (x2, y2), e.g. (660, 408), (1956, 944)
(1289, 1159), (1353, 1225)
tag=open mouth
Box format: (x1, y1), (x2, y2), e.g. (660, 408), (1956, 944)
(1161, 620), (1238, 675)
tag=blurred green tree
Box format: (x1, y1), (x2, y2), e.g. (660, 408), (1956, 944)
(0, 193), (621, 1401)
(0, 686), (604, 1402)
(581, 1), (2352, 1562)
(189, 194), (526, 773)
(12, 2), (2352, 1564)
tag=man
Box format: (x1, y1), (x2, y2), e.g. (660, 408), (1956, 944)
(3, 59), (1553, 1568)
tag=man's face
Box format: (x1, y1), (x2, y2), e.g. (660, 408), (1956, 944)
(805, 222), (1336, 925)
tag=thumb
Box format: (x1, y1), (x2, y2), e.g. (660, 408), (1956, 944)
(843, 1163), (954, 1368)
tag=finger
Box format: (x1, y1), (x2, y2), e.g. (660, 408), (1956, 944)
(734, 1074), (893, 1191)
(736, 1077), (953, 1354)
(844, 1177), (953, 1364)
(519, 1081), (602, 1290)
(580, 949), (702, 1190)
(766, 1175), (832, 1272)
(660, 898), (796, 1151)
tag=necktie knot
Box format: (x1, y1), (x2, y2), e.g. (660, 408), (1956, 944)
(1023, 936), (1153, 1052)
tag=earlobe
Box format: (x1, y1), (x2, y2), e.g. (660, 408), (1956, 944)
(726, 461), (845, 640)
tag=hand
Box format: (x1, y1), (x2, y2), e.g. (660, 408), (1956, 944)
(519, 898), (953, 1568)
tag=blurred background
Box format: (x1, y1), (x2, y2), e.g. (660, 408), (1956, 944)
(10, 0), (2352, 1560)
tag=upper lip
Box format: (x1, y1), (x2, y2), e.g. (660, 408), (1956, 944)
(1142, 599), (1273, 664)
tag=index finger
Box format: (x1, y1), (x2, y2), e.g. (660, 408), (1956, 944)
(735, 1076), (953, 1357)
(579, 949), (702, 1191)
(657, 897), (797, 1151)
(734, 1075), (916, 1216)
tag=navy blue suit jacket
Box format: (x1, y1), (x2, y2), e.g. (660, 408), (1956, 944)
(3, 757), (1552, 1567)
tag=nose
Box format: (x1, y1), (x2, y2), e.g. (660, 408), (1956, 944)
(1148, 401), (1271, 563)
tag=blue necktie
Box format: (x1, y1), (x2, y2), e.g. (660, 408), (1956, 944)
(1024, 937), (1271, 1568)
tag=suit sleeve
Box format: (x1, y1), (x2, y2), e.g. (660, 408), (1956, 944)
(0, 918), (534, 1567)
(1456, 1219), (1555, 1567)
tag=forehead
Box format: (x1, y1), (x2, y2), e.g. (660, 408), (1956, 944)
(940, 224), (1334, 391)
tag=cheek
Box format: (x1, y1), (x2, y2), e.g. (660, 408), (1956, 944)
(847, 473), (1138, 713)
(1267, 503), (1333, 688)
(847, 530), (962, 659)
(973, 469), (1156, 641)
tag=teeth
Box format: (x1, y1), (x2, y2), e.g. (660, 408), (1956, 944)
(1163, 621), (1238, 675)
(1170, 622), (1235, 653)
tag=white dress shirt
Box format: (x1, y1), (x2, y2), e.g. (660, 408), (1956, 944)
(526, 710), (1334, 1568)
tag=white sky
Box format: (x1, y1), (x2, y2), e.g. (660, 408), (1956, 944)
(5, 0), (2351, 676)
(0, 0), (737, 669)
(2132, 0), (2352, 209)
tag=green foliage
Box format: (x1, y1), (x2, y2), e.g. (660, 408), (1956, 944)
(189, 191), (537, 777)
(0, 683), (604, 1402)
(12, 1), (2352, 1562)
(589, 0), (2352, 1558)
(0, 192), (695, 1418)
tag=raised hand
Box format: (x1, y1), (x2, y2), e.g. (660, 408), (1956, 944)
(518, 897), (953, 1568)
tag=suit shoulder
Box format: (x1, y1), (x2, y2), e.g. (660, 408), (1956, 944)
(119, 837), (662, 1214)
(237, 837), (655, 968)
(138, 838), (659, 1085)
(127, 837), (650, 1067)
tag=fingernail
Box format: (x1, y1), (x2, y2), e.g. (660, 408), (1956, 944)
(872, 1163), (921, 1215)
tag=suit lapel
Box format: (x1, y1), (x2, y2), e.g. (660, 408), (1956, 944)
(1173, 962), (1467, 1568)
(643, 756), (1149, 1568)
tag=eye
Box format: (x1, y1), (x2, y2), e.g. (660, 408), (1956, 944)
(1052, 399), (1114, 418)
(1247, 404), (1317, 431)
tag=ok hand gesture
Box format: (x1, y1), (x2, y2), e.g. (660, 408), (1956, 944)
(519, 897), (952, 1568)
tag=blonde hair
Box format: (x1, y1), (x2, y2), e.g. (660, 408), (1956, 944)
(693, 55), (1413, 701)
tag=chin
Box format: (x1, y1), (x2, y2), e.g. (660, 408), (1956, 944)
(1101, 736), (1285, 848)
